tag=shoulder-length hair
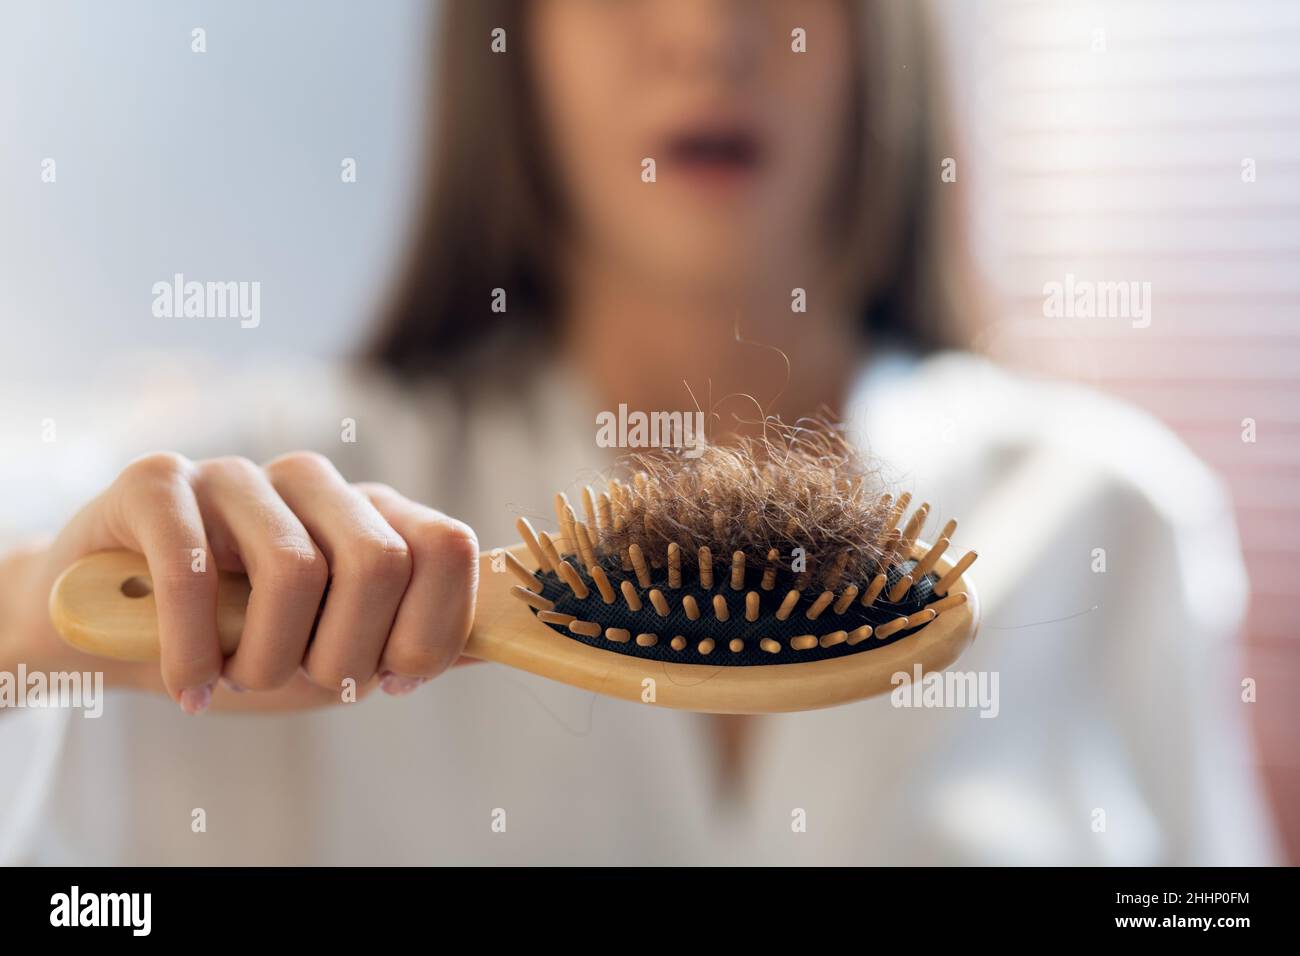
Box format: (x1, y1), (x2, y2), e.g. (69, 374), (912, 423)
(367, 0), (975, 379)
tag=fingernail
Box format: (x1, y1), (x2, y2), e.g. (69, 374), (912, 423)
(379, 672), (425, 697)
(220, 677), (247, 694)
(179, 682), (214, 715)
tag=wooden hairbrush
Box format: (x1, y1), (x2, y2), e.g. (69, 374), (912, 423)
(50, 439), (980, 714)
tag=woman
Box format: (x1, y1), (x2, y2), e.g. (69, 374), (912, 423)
(0, 0), (1275, 864)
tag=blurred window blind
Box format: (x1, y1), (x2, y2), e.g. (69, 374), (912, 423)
(954, 0), (1300, 856)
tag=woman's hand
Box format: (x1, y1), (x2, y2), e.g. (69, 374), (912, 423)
(0, 452), (479, 714)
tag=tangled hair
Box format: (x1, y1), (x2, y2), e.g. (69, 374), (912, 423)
(597, 420), (894, 590)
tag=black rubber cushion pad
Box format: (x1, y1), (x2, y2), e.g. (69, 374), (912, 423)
(531, 559), (938, 666)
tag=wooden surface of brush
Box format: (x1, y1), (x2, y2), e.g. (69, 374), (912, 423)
(49, 480), (979, 713)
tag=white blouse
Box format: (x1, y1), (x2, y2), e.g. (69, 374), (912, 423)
(0, 350), (1278, 864)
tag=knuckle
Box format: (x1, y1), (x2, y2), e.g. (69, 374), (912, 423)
(120, 451), (191, 488)
(198, 455), (260, 483)
(351, 535), (412, 585)
(353, 481), (397, 501)
(413, 518), (479, 573)
(264, 450), (334, 482)
(262, 541), (328, 594)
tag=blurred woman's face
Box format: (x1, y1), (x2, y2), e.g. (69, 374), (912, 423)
(529, 0), (855, 294)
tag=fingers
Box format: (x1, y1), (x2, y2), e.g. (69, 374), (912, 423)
(263, 453), (411, 692)
(191, 457), (327, 693)
(356, 483), (479, 693)
(108, 453), (220, 712)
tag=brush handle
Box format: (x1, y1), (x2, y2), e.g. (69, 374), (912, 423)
(47, 547), (531, 664)
(49, 544), (979, 714)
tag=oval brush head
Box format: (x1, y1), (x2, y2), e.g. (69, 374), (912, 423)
(498, 426), (980, 710)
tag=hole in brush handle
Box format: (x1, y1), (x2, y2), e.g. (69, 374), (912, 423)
(120, 576), (153, 599)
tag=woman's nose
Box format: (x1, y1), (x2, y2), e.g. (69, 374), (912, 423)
(644, 0), (764, 86)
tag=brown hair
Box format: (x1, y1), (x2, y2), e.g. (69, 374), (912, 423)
(367, 0), (975, 379)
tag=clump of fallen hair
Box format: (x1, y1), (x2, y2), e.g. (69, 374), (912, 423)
(598, 420), (893, 590)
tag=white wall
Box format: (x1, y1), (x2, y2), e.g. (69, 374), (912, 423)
(0, 0), (433, 381)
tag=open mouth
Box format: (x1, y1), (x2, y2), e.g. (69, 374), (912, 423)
(663, 126), (765, 180)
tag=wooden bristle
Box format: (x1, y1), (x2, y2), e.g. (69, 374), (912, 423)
(886, 573), (915, 604)
(552, 492), (569, 546)
(776, 589), (800, 621)
(761, 549), (779, 590)
(875, 615), (910, 640)
(569, 619), (601, 638)
(698, 546), (713, 588)
(582, 485), (598, 532)
(698, 638), (715, 655)
(847, 624), (873, 645)
(745, 591), (760, 622)
(620, 580), (642, 612)
(906, 609), (937, 628)
(713, 594), (730, 622)
(670, 636), (687, 651)
(861, 573), (887, 607)
(712, 510), (726, 541)
(574, 520), (598, 571)
(790, 635), (818, 651)
(503, 550), (541, 592)
(538, 531), (563, 574)
(554, 493), (577, 554)
(876, 529), (902, 575)
(728, 638), (744, 653)
(557, 559), (589, 600)
(760, 638), (781, 654)
(819, 630), (847, 648)
(628, 543), (651, 588)
(925, 591), (968, 615)
(805, 590), (834, 621)
(933, 551), (978, 597)
(668, 542), (682, 588)
(598, 492), (614, 536)
(900, 503), (930, 554)
(833, 585), (859, 614)
(908, 536), (950, 585)
(510, 585), (554, 611)
(884, 492), (911, 536)
(605, 627), (630, 643)
(590, 565), (616, 604)
(682, 594), (701, 620)
(730, 550), (746, 590)
(649, 589), (670, 617)
(636, 633), (658, 647)
(515, 517), (552, 574)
